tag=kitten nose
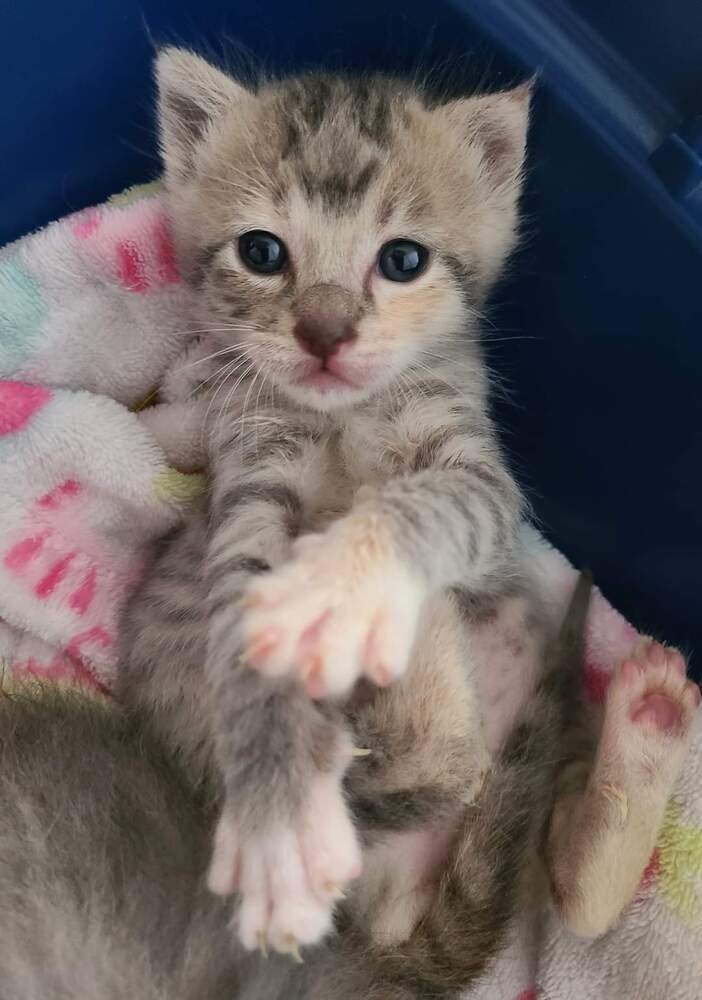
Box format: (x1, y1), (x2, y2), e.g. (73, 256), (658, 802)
(293, 284), (358, 360)
(293, 316), (357, 359)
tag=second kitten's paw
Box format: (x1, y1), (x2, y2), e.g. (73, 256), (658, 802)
(208, 772), (362, 956)
(241, 517), (426, 698)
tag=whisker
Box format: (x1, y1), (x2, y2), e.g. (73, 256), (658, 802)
(193, 355), (253, 396)
(251, 368), (270, 456)
(411, 358), (464, 395)
(168, 321), (268, 337)
(202, 359), (254, 445)
(232, 366), (263, 453)
(177, 344), (248, 372)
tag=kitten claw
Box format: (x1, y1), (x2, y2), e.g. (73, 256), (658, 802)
(244, 628), (282, 666)
(352, 746), (372, 757)
(323, 879), (345, 900)
(257, 932), (268, 958)
(282, 935), (304, 963)
(241, 592), (265, 611)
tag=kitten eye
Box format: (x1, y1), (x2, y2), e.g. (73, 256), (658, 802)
(238, 230), (288, 274)
(378, 239), (429, 283)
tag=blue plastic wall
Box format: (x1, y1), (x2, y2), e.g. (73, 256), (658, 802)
(2, 0), (700, 670)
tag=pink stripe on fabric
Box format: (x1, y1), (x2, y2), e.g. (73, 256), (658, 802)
(155, 215), (181, 284)
(72, 212), (101, 239)
(116, 240), (149, 292)
(69, 566), (97, 616)
(35, 551), (76, 598)
(66, 626), (113, 657)
(37, 479), (81, 508)
(583, 661), (611, 705)
(0, 382), (52, 435)
(4, 532), (48, 571)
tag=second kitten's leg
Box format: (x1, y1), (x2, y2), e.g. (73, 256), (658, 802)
(548, 640), (700, 937)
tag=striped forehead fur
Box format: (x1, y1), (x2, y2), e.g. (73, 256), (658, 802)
(158, 51), (528, 255)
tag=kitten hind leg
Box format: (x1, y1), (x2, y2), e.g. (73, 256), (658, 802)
(347, 592), (487, 947)
(548, 640), (700, 938)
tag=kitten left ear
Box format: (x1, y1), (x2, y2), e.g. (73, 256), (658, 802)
(441, 81), (532, 189)
(155, 47), (250, 180)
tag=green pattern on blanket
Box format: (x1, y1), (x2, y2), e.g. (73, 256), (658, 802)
(0, 256), (46, 368)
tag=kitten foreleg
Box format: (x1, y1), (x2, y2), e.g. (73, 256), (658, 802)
(205, 428), (362, 955)
(241, 409), (521, 699)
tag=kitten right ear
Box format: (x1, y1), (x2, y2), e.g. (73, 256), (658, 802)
(155, 47), (247, 179)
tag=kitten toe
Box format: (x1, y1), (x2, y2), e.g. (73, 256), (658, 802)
(222, 769), (362, 955)
(297, 770), (363, 900)
(241, 531), (425, 697)
(265, 825), (336, 951)
(236, 844), (270, 952)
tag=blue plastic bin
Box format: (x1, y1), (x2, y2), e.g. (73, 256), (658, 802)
(2, 0), (700, 671)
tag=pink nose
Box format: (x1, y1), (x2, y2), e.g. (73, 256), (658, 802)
(293, 316), (357, 360)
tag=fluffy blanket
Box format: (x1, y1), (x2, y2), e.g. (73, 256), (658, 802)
(0, 185), (700, 998)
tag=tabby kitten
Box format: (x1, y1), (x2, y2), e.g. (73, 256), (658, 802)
(125, 50), (701, 965)
(126, 46), (530, 954)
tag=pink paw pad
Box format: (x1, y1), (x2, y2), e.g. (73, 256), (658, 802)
(620, 642), (700, 733)
(632, 693), (683, 730)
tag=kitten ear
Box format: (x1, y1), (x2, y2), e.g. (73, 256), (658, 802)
(155, 47), (248, 179)
(441, 82), (532, 189)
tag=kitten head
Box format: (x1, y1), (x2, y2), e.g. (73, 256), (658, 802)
(156, 49), (530, 411)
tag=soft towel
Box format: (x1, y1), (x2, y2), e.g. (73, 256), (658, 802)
(0, 186), (700, 999)
(0, 182), (206, 690)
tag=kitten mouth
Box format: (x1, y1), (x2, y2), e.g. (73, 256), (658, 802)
(295, 359), (362, 393)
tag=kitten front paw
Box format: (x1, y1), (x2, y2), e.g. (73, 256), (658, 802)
(208, 771), (362, 955)
(240, 518), (426, 698)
